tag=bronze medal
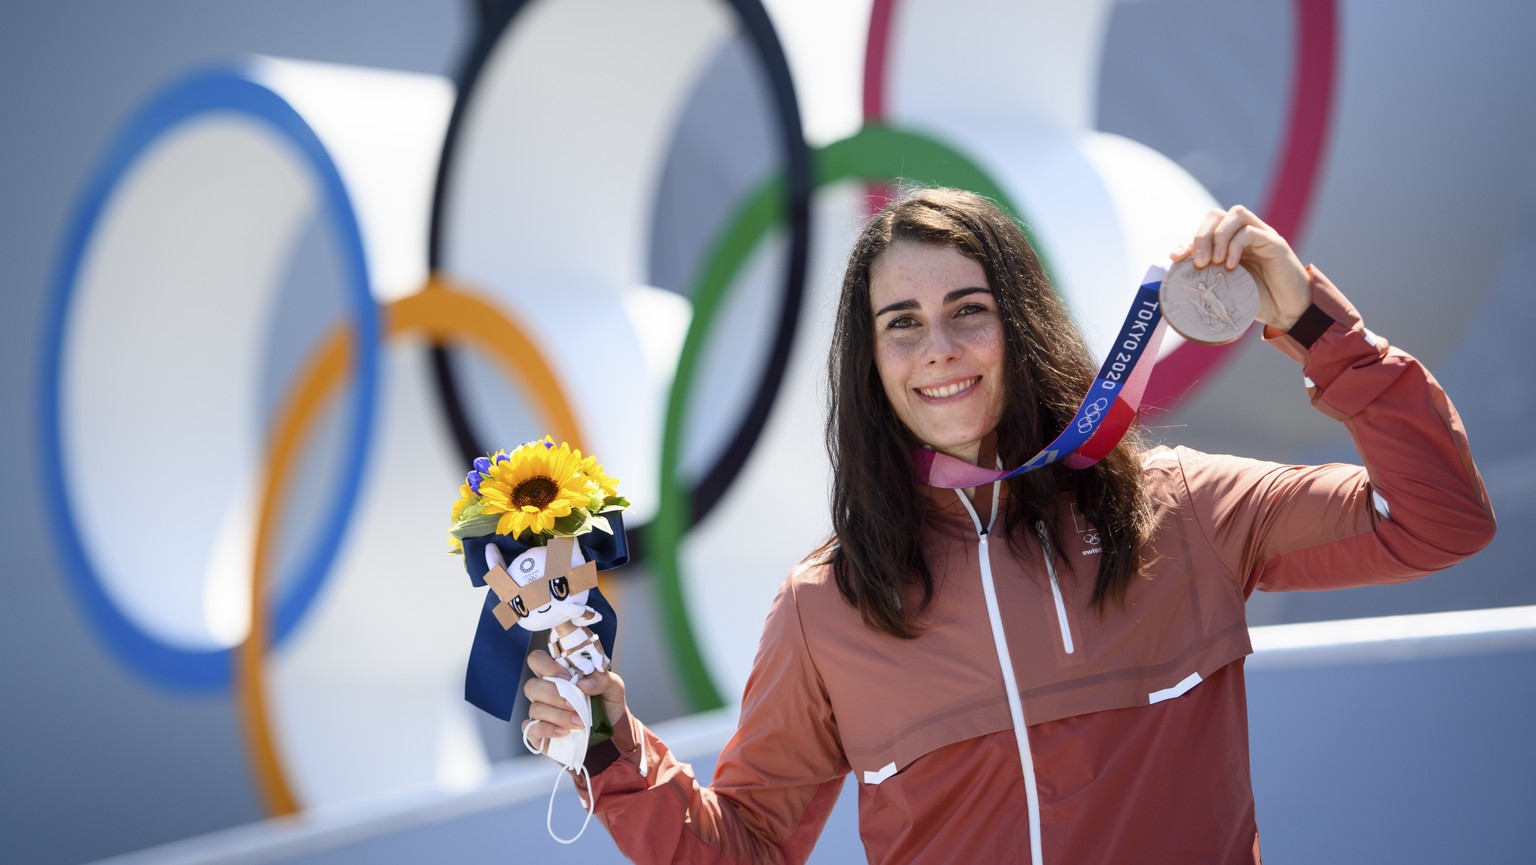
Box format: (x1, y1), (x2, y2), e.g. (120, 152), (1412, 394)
(1159, 259), (1260, 345)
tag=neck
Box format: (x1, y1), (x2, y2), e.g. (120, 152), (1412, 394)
(936, 442), (982, 465)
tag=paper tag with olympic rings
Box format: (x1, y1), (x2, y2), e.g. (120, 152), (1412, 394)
(913, 266), (1171, 489)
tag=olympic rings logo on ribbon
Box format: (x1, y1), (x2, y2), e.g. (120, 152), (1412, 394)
(41, 0), (1336, 816)
(1078, 398), (1109, 435)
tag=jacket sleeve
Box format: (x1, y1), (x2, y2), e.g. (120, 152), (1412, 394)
(1175, 265), (1496, 596)
(583, 577), (849, 864)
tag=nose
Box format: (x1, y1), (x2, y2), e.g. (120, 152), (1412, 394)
(922, 319), (962, 365)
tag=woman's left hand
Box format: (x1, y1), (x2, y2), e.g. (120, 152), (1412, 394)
(1170, 205), (1311, 331)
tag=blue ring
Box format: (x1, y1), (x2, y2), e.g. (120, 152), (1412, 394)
(39, 61), (381, 690)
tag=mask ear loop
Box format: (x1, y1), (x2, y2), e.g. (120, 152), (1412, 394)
(522, 721), (596, 844)
(520, 718), (545, 757)
(546, 764), (594, 845)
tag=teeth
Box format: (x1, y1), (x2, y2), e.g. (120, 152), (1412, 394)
(918, 378), (977, 399)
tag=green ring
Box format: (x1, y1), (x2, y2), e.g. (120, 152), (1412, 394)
(650, 124), (1045, 710)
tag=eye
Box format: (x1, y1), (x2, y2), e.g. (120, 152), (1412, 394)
(955, 302), (989, 317)
(550, 577), (570, 601)
(884, 314), (917, 330)
(512, 595), (529, 618)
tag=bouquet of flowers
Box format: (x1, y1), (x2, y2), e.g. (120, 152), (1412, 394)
(447, 435), (628, 553)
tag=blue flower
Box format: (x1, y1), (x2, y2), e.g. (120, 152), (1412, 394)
(473, 456), (491, 474)
(467, 470), (483, 495)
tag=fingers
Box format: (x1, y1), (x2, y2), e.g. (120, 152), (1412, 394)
(1172, 206), (1272, 269)
(1174, 209), (1225, 267)
(523, 650), (629, 739)
(524, 686), (581, 731)
(1221, 225), (1257, 270)
(523, 651), (580, 737)
(1175, 205), (1310, 329)
(521, 719), (568, 752)
(525, 648), (566, 678)
(1210, 205), (1270, 269)
(526, 650), (618, 700)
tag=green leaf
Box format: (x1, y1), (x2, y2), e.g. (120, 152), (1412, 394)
(552, 510), (590, 536)
(450, 511), (501, 539)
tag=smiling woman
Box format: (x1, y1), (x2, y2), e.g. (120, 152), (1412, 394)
(521, 186), (1497, 864)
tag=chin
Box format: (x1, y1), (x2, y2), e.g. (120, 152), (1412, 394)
(922, 431), (988, 459)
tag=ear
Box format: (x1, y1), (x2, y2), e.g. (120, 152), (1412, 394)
(484, 542), (506, 572)
(462, 534), (532, 588)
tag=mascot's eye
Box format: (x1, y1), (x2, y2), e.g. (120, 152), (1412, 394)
(512, 596), (529, 618)
(550, 577), (570, 601)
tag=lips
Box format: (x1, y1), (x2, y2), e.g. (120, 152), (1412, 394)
(916, 377), (979, 399)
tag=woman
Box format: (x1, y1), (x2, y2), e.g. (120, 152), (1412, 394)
(523, 188), (1495, 863)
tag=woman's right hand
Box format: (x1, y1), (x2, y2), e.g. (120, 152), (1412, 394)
(523, 649), (630, 740)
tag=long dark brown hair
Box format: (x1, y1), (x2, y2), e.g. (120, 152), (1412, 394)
(825, 187), (1151, 638)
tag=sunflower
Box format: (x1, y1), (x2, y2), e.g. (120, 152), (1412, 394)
(449, 481), (477, 522)
(477, 438), (593, 539)
(576, 452), (622, 501)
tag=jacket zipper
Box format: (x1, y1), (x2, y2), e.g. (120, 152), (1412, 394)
(956, 488), (1045, 864)
(1035, 521), (1076, 655)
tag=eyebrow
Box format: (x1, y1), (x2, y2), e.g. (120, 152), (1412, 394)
(873, 286), (992, 319)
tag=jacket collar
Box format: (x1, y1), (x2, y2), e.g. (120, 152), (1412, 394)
(917, 432), (1001, 531)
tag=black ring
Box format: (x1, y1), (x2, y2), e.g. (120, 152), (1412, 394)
(426, 0), (812, 566)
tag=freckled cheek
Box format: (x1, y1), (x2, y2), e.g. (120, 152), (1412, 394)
(874, 340), (919, 396)
(956, 322), (1005, 377)
(953, 318), (1002, 350)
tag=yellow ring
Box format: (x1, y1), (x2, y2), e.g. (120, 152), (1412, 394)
(237, 277), (596, 815)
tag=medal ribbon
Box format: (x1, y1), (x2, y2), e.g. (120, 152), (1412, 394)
(913, 266), (1170, 489)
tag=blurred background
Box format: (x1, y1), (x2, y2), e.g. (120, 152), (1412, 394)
(3, 1), (1533, 863)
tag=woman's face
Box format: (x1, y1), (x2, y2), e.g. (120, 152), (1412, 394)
(869, 241), (1006, 465)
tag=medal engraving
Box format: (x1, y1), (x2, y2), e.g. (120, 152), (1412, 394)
(1159, 260), (1260, 345)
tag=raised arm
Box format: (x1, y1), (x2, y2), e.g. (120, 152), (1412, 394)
(1163, 208), (1495, 594)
